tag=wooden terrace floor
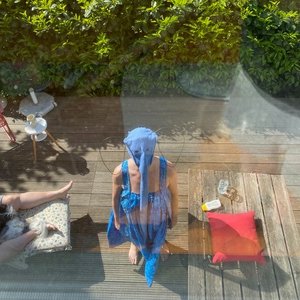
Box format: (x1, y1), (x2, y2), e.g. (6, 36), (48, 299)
(0, 75), (300, 299)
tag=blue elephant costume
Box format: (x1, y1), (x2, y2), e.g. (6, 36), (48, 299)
(107, 127), (172, 287)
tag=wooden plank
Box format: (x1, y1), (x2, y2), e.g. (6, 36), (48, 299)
(7, 121), (297, 135)
(0, 161), (96, 187)
(156, 143), (300, 154)
(95, 151), (300, 164)
(4, 140), (300, 154)
(88, 206), (189, 225)
(83, 232), (188, 254)
(1, 169), (96, 183)
(284, 175), (300, 186)
(188, 169), (206, 300)
(286, 185), (300, 198)
(92, 180), (188, 197)
(294, 211), (300, 225)
(243, 173), (279, 300)
(5, 129), (300, 145)
(1, 149), (99, 162)
(92, 159), (300, 175)
(271, 175), (300, 298)
(175, 162), (300, 174)
(88, 194), (190, 209)
(257, 174), (298, 300)
(214, 170), (244, 300)
(229, 171), (261, 300)
(0, 181), (93, 194)
(290, 198), (300, 210)
(202, 170), (223, 300)
(0, 267), (186, 300)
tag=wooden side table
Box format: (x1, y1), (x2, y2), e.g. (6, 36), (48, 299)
(24, 117), (63, 162)
(188, 169), (300, 300)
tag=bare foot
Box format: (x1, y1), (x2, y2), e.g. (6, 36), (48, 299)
(129, 243), (139, 265)
(58, 181), (73, 199)
(46, 223), (57, 231)
(160, 243), (170, 262)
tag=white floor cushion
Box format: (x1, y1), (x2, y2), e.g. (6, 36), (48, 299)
(18, 199), (71, 256)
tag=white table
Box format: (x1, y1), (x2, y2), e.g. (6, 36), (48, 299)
(19, 92), (56, 117)
(24, 117), (63, 162)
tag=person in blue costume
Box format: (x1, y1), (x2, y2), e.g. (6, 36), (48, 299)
(107, 127), (179, 287)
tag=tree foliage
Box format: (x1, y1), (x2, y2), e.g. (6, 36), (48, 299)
(0, 0), (298, 98)
(241, 1), (300, 97)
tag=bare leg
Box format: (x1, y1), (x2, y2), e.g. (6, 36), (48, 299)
(129, 243), (139, 265)
(160, 242), (170, 262)
(2, 181), (73, 211)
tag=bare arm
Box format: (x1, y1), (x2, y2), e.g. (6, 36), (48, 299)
(0, 230), (37, 263)
(167, 162), (179, 228)
(112, 164), (123, 230)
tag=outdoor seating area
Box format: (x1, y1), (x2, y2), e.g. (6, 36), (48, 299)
(0, 70), (300, 299)
(0, 0), (299, 298)
(188, 169), (300, 300)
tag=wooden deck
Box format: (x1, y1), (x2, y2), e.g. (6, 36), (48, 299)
(0, 86), (300, 299)
(188, 169), (300, 300)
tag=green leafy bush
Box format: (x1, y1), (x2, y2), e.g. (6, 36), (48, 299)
(119, 0), (245, 96)
(0, 0), (118, 97)
(241, 1), (300, 97)
(0, 0), (244, 97)
(0, 62), (48, 97)
(122, 63), (182, 96)
(176, 62), (240, 99)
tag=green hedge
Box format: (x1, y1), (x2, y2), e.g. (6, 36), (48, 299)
(1, 0), (298, 98)
(241, 1), (300, 97)
(0, 0), (244, 97)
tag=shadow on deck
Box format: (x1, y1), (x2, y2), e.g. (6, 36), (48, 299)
(0, 69), (299, 299)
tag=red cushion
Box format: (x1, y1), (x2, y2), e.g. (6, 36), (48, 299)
(207, 211), (265, 264)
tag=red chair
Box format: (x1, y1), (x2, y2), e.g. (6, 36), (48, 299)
(0, 113), (16, 142)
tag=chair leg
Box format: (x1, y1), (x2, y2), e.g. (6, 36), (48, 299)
(46, 130), (66, 151)
(3, 124), (16, 142)
(32, 135), (37, 163)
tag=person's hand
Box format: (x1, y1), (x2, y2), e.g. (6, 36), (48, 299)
(29, 218), (46, 237)
(114, 218), (120, 230)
